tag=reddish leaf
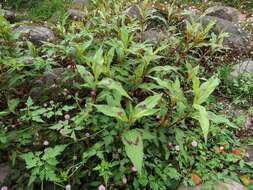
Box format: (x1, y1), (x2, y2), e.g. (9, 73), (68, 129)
(192, 173), (202, 185)
(232, 149), (241, 155)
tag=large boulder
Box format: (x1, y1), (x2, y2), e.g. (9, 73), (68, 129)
(13, 25), (55, 44)
(204, 6), (246, 23)
(29, 68), (82, 101)
(68, 9), (86, 20)
(1, 9), (27, 23)
(143, 29), (167, 44)
(200, 16), (250, 51)
(230, 60), (253, 79)
(1, 10), (16, 22)
(125, 3), (143, 20)
(178, 180), (247, 190)
(72, 0), (90, 9)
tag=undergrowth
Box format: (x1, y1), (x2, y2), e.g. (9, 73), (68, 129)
(0, 0), (253, 189)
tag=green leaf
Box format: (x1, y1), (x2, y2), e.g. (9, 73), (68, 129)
(95, 105), (128, 122)
(42, 145), (67, 161)
(92, 48), (104, 81)
(76, 65), (95, 88)
(193, 77), (220, 105)
(132, 94), (161, 123)
(122, 129), (143, 175)
(120, 26), (130, 48)
(98, 78), (132, 100)
(32, 116), (45, 123)
(31, 108), (47, 117)
(193, 104), (210, 143)
(0, 111), (9, 117)
(8, 98), (20, 113)
(26, 97), (34, 107)
(148, 65), (178, 74)
(208, 111), (237, 128)
(151, 77), (187, 106)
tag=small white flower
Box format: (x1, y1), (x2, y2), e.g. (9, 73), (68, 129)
(43, 113), (48, 118)
(67, 95), (72, 99)
(43, 140), (49, 146)
(175, 145), (180, 151)
(64, 114), (70, 120)
(117, 148), (122, 154)
(191, 140), (198, 147)
(131, 166), (137, 172)
(85, 133), (90, 137)
(122, 176), (127, 184)
(50, 100), (54, 105)
(65, 184), (71, 190)
(43, 103), (48, 107)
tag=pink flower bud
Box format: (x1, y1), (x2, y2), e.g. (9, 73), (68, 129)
(60, 129), (65, 136)
(98, 184), (106, 190)
(1, 186), (8, 190)
(43, 140), (49, 146)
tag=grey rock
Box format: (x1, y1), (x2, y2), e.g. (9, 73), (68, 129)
(72, 0), (90, 9)
(2, 10), (16, 22)
(29, 68), (82, 101)
(1, 9), (27, 23)
(246, 145), (253, 161)
(14, 25), (55, 44)
(230, 60), (253, 79)
(200, 16), (249, 51)
(0, 164), (11, 183)
(204, 6), (245, 22)
(178, 181), (247, 190)
(178, 185), (201, 190)
(68, 9), (86, 20)
(125, 3), (143, 19)
(143, 29), (167, 44)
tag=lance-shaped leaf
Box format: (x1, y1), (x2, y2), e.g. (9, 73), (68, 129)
(208, 111), (237, 128)
(193, 76), (220, 105)
(131, 94), (161, 123)
(148, 65), (179, 74)
(122, 129), (143, 175)
(193, 104), (210, 143)
(151, 77), (187, 106)
(95, 105), (128, 122)
(76, 65), (95, 88)
(8, 98), (20, 114)
(98, 78), (132, 100)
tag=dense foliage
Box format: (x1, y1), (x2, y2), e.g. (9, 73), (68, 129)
(0, 0), (253, 189)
